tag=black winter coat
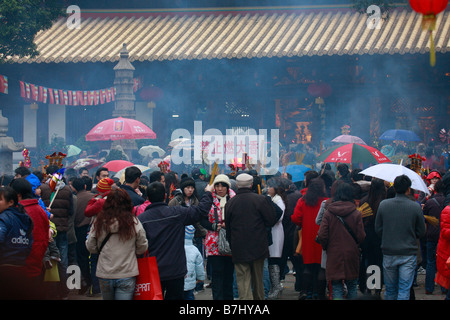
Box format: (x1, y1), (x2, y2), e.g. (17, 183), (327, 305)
(423, 193), (445, 242)
(224, 188), (277, 263)
(138, 191), (213, 281)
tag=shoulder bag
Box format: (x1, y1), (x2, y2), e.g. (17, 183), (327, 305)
(98, 233), (111, 253)
(335, 215), (359, 244)
(214, 206), (232, 255)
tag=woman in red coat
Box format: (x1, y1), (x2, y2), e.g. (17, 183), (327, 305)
(435, 204), (450, 300)
(291, 177), (328, 299)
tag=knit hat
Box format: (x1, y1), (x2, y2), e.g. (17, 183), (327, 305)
(180, 177), (196, 190)
(213, 174), (231, 188)
(97, 178), (114, 193)
(236, 173), (253, 188)
(185, 225), (195, 241)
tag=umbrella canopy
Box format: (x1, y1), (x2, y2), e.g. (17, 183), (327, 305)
(113, 165), (154, 178)
(85, 117), (156, 141)
(139, 145), (166, 158)
(67, 158), (104, 170)
(331, 135), (366, 145)
(379, 129), (421, 142)
(103, 160), (135, 172)
(317, 143), (391, 164)
(168, 138), (191, 148)
(360, 163), (429, 195)
(66, 145), (82, 157)
(278, 164), (311, 182)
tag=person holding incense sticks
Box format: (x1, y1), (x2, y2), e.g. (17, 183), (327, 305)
(40, 165), (74, 300)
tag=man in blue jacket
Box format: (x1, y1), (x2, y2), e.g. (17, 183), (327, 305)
(138, 181), (213, 300)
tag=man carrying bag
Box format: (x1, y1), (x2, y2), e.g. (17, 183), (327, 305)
(138, 182), (213, 300)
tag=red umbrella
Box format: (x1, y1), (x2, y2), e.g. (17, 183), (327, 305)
(317, 143), (391, 164)
(85, 117), (156, 141)
(103, 160), (134, 172)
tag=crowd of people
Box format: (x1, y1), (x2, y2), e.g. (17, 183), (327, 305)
(1, 158), (450, 301)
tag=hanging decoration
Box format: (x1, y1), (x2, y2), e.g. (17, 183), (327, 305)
(409, 0), (449, 67)
(19, 81), (115, 106)
(16, 77), (143, 106)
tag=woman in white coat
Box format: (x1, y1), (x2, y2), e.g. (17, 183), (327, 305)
(266, 177), (286, 299)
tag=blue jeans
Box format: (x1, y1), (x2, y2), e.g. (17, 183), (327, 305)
(331, 279), (358, 300)
(98, 277), (136, 300)
(184, 289), (195, 300)
(383, 255), (417, 300)
(425, 241), (438, 293)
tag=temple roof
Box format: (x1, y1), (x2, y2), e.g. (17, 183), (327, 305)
(9, 6), (450, 64)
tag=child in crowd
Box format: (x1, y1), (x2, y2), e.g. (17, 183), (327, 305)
(184, 225), (205, 300)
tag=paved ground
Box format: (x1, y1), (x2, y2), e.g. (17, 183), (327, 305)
(68, 264), (447, 301)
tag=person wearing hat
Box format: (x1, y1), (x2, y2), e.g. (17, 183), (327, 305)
(85, 178), (114, 218)
(224, 173), (278, 300)
(192, 168), (208, 200)
(419, 170), (443, 204)
(183, 225), (205, 300)
(84, 176), (115, 297)
(169, 177), (199, 208)
(199, 174), (236, 300)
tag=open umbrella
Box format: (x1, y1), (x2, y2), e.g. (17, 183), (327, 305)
(67, 158), (104, 170)
(66, 145), (82, 157)
(114, 165), (154, 178)
(278, 164), (311, 182)
(139, 145), (166, 158)
(331, 135), (367, 145)
(103, 160), (134, 172)
(317, 143), (391, 164)
(379, 129), (421, 142)
(85, 117), (156, 141)
(169, 138), (191, 148)
(360, 163), (429, 195)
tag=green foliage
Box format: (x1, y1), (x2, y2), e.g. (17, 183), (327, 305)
(0, 0), (65, 62)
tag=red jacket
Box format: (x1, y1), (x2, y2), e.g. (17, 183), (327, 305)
(20, 199), (49, 277)
(436, 205), (450, 289)
(291, 190), (327, 264)
(85, 192), (109, 218)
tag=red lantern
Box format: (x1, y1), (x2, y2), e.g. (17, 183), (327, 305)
(409, 0), (448, 66)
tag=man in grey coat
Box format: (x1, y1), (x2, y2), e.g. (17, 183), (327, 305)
(225, 173), (277, 300)
(375, 174), (426, 300)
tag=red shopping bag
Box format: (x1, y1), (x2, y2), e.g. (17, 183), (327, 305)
(134, 252), (163, 300)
